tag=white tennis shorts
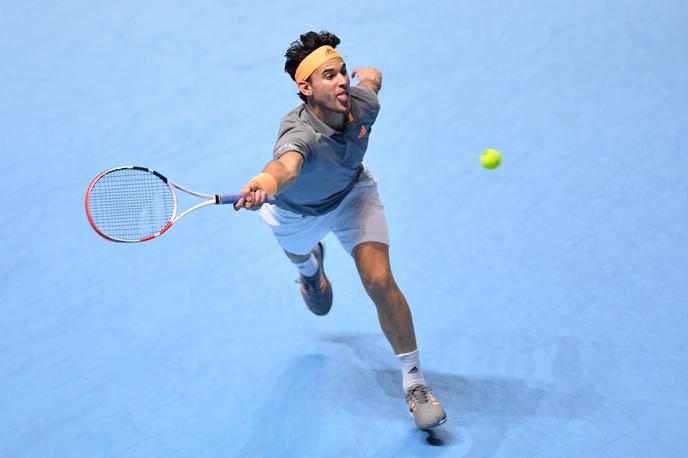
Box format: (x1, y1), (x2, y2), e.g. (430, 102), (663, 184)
(259, 167), (389, 255)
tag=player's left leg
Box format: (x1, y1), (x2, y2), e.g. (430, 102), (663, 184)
(352, 242), (447, 429)
(352, 242), (416, 354)
(331, 167), (446, 428)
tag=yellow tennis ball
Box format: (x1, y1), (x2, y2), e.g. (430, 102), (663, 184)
(480, 148), (501, 169)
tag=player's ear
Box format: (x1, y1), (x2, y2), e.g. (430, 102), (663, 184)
(297, 80), (312, 98)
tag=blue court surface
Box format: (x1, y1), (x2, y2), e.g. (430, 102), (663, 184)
(2, 1), (687, 457)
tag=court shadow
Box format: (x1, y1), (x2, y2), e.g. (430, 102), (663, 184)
(323, 332), (602, 419)
(422, 424), (458, 446)
(323, 332), (604, 454)
(237, 333), (604, 456)
(375, 368), (601, 422)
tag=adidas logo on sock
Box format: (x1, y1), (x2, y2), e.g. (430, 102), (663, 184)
(408, 366), (419, 374)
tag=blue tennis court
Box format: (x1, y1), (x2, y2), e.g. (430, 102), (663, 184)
(2, 1), (687, 456)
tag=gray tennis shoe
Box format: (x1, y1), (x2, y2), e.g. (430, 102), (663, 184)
(297, 241), (333, 316)
(406, 384), (447, 429)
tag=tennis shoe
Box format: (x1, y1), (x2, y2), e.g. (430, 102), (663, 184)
(297, 241), (332, 316)
(406, 384), (447, 429)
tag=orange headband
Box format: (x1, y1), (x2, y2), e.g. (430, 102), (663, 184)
(294, 45), (343, 82)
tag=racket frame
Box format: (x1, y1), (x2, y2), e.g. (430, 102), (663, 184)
(85, 166), (237, 243)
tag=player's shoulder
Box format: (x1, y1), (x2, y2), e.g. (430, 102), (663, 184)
(278, 105), (316, 134)
(280, 104), (306, 125)
(350, 85), (380, 112)
(275, 105), (318, 160)
(350, 84), (376, 98)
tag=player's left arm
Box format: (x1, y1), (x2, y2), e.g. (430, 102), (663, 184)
(352, 67), (382, 93)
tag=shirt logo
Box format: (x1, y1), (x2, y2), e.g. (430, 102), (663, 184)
(276, 143), (298, 154)
(358, 125), (368, 139)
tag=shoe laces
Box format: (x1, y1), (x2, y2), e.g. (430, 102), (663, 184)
(406, 384), (434, 405)
(296, 274), (322, 294)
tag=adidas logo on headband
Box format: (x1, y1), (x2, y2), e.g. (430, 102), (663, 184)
(295, 46), (343, 82)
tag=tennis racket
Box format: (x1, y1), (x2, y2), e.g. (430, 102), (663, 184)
(85, 166), (250, 243)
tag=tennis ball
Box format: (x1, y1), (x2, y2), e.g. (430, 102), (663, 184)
(480, 148), (501, 169)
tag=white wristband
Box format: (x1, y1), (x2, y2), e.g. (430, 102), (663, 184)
(358, 75), (381, 84)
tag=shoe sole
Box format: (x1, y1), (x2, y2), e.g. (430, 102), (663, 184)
(409, 410), (447, 430)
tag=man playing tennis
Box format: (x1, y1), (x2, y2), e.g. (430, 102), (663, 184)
(234, 31), (446, 430)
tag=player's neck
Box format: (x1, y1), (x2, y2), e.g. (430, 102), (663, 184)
(307, 102), (346, 132)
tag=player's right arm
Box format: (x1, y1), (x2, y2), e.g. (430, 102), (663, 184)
(234, 151), (304, 210)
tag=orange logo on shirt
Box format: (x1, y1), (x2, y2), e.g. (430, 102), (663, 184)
(358, 125), (368, 139)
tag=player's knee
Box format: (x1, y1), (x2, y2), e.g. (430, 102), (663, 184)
(361, 272), (395, 298)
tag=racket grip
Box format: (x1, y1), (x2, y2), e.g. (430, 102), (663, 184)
(217, 193), (244, 204)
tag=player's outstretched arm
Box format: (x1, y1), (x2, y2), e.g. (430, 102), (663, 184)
(352, 67), (382, 93)
(234, 151), (304, 211)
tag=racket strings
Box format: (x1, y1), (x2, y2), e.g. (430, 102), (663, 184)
(87, 168), (175, 241)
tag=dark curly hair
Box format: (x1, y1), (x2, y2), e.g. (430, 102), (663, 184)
(284, 31), (341, 102)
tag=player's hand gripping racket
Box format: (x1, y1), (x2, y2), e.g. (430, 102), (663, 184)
(85, 166), (251, 243)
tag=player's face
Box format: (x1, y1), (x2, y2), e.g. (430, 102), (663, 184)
(308, 58), (351, 113)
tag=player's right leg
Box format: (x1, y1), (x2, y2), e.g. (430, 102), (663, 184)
(259, 203), (334, 315)
(285, 242), (332, 315)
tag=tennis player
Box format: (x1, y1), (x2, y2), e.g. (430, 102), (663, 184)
(234, 31), (446, 429)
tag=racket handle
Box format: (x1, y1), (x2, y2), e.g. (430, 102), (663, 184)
(217, 193), (275, 205)
(217, 193), (244, 204)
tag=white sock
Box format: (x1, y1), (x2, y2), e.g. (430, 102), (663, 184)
(294, 253), (318, 277)
(397, 349), (427, 393)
